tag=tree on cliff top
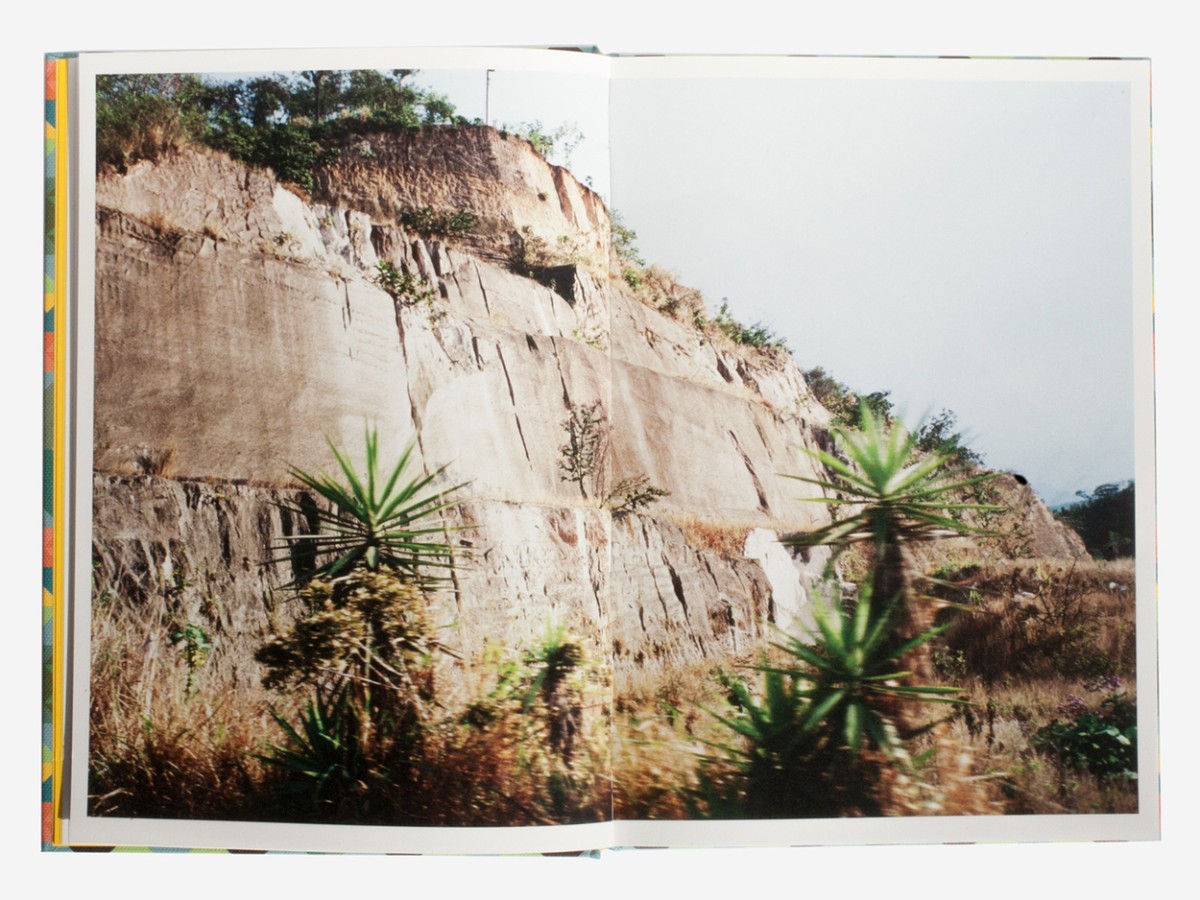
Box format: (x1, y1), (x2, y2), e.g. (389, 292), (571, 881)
(97, 69), (459, 187)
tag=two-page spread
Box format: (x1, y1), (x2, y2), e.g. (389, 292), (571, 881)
(45, 47), (1157, 853)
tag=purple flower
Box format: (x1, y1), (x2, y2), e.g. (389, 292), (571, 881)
(1057, 694), (1089, 718)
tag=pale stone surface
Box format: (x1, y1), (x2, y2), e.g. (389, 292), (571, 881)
(743, 529), (834, 634)
(90, 145), (1089, 694)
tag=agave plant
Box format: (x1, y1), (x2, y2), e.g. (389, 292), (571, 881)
(259, 686), (365, 815)
(697, 583), (961, 817)
(274, 426), (467, 586)
(521, 621), (585, 762)
(784, 402), (1002, 680)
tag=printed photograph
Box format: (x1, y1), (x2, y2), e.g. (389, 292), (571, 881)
(84, 59), (1143, 831)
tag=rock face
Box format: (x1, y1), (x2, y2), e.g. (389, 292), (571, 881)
(90, 131), (1087, 691)
(313, 126), (611, 268)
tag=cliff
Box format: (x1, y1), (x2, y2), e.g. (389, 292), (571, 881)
(90, 128), (1086, 692)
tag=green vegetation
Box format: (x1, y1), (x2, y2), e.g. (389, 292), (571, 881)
(501, 120), (585, 167)
(255, 568), (437, 819)
(88, 428), (613, 826)
(168, 623), (211, 696)
(557, 401), (668, 514)
(912, 408), (984, 468)
(96, 74), (210, 171)
(396, 206), (477, 238)
(1055, 480), (1135, 560)
(693, 582), (961, 817)
(610, 209), (647, 290)
(608, 210), (790, 356)
(711, 299), (790, 352)
(605, 476), (670, 517)
(1032, 681), (1136, 781)
(802, 367), (983, 471)
(97, 70), (459, 188)
(273, 426), (464, 585)
(558, 401), (608, 501)
(373, 262), (446, 324)
(784, 402), (1001, 659)
(802, 366), (894, 429)
(682, 404), (999, 816)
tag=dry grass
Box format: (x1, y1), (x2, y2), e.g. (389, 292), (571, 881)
(942, 677), (1139, 815)
(613, 657), (737, 819)
(89, 589), (289, 819)
(669, 514), (750, 557)
(90, 520), (1139, 824)
(607, 555), (1139, 820)
(89, 577), (614, 826)
(933, 558), (1136, 683)
(661, 511), (815, 559)
(924, 557), (1139, 814)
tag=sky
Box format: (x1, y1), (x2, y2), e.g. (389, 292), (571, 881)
(607, 70), (1140, 507)
(416, 67), (611, 197)
(416, 62), (1141, 507)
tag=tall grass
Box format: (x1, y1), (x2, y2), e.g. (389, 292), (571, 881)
(610, 555), (1137, 819)
(89, 573), (613, 825)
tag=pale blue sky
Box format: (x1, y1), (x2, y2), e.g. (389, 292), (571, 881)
(417, 68), (611, 197)
(608, 75), (1136, 507)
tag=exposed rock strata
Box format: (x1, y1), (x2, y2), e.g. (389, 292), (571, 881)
(313, 126), (611, 267)
(90, 135), (1087, 690)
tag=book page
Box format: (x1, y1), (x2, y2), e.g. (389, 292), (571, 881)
(57, 47), (1155, 854)
(65, 45), (619, 855)
(607, 54), (1155, 845)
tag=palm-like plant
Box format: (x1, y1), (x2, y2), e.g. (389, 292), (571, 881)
(274, 426), (466, 586)
(784, 402), (1001, 680)
(691, 405), (996, 815)
(695, 583), (961, 817)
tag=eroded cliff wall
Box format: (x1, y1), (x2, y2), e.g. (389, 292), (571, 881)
(89, 130), (1085, 692)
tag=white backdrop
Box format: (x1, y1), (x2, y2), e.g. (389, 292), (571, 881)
(3, 2), (1193, 896)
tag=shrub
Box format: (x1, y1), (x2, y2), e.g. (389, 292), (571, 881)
(375, 260), (437, 301)
(1033, 690), (1137, 780)
(168, 623), (212, 696)
(913, 409), (984, 469)
(610, 210), (644, 268)
(397, 206), (477, 238)
(941, 561), (1134, 683)
(785, 402), (1000, 671)
(558, 401), (608, 500)
(605, 475), (670, 516)
(1055, 481), (1136, 560)
(557, 402), (668, 512)
(97, 69), (460, 188)
(711, 299), (789, 352)
(802, 367), (893, 427)
(255, 564), (441, 821)
(96, 74), (208, 170)
(695, 582), (962, 818)
(690, 407), (1000, 818)
(501, 120), (585, 166)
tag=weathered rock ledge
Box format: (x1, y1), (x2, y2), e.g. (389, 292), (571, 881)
(90, 144), (1087, 691)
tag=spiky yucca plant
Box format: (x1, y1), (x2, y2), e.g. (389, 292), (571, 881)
(273, 426), (466, 586)
(785, 402), (1002, 682)
(695, 582), (961, 817)
(259, 428), (465, 821)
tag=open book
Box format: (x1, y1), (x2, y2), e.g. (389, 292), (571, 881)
(44, 47), (1157, 854)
